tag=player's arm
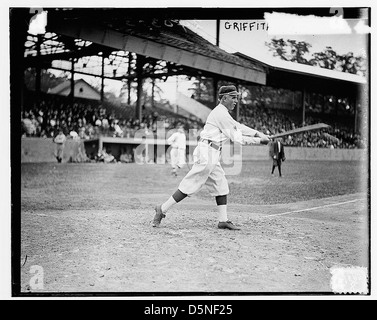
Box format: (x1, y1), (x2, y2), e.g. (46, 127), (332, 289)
(236, 123), (270, 144)
(167, 133), (176, 145)
(216, 111), (262, 145)
(220, 114), (269, 145)
(214, 111), (245, 144)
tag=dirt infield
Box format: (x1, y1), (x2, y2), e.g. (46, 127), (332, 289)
(20, 160), (369, 294)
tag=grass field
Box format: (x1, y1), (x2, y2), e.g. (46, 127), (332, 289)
(19, 160), (369, 294)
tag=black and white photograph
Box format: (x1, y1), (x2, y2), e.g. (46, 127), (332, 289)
(3, 0), (375, 301)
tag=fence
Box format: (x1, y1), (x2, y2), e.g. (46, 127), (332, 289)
(21, 137), (367, 163)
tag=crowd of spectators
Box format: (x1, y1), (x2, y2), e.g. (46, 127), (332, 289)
(238, 103), (366, 149)
(21, 91), (366, 150)
(21, 92), (203, 142)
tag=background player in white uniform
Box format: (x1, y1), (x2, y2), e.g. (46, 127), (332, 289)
(53, 129), (66, 163)
(152, 85), (270, 230)
(167, 124), (186, 176)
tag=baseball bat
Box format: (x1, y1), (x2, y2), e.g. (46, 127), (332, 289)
(322, 132), (340, 143)
(270, 123), (330, 139)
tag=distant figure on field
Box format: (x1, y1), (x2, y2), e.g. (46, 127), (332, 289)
(269, 138), (285, 177)
(167, 124), (187, 176)
(53, 129), (66, 163)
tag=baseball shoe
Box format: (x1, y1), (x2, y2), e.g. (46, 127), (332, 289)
(218, 221), (241, 230)
(152, 205), (166, 227)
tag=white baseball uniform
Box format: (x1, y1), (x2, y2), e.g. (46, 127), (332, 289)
(178, 103), (262, 197)
(54, 132), (66, 160)
(167, 130), (186, 169)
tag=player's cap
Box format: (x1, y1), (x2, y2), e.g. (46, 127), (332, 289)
(218, 85), (240, 97)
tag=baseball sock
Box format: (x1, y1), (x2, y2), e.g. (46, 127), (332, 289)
(161, 189), (187, 213)
(216, 195), (228, 222)
(161, 197), (176, 213)
(217, 205), (228, 222)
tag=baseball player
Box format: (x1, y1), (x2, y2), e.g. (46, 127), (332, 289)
(167, 124), (187, 176)
(53, 129), (66, 163)
(152, 85), (270, 230)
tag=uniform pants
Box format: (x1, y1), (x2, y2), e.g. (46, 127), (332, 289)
(170, 147), (186, 169)
(178, 142), (229, 197)
(55, 143), (64, 159)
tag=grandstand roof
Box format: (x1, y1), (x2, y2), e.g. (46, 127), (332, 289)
(45, 9), (266, 85)
(234, 52), (366, 97)
(39, 8), (366, 101)
(269, 59), (366, 85)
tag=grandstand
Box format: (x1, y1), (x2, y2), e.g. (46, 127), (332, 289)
(14, 8), (369, 164)
(21, 86), (365, 153)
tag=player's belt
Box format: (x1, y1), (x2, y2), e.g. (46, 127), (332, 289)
(200, 138), (222, 151)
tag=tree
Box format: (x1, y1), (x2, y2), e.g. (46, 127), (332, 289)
(311, 46), (338, 70)
(266, 38), (367, 76)
(266, 38), (289, 61)
(337, 52), (366, 76)
(266, 38), (312, 64)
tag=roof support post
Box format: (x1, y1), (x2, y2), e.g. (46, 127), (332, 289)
(301, 88), (306, 125)
(101, 55), (105, 102)
(353, 97), (358, 134)
(151, 79), (155, 109)
(70, 57), (75, 110)
(236, 83), (240, 122)
(35, 34), (42, 96)
(213, 77), (218, 107)
(136, 54), (145, 122)
(216, 20), (220, 47)
(127, 52), (132, 105)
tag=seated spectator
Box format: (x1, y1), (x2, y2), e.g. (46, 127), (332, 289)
(78, 127), (89, 140)
(112, 120), (124, 137)
(101, 117), (110, 136)
(21, 116), (36, 137)
(96, 147), (116, 163)
(120, 152), (132, 163)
